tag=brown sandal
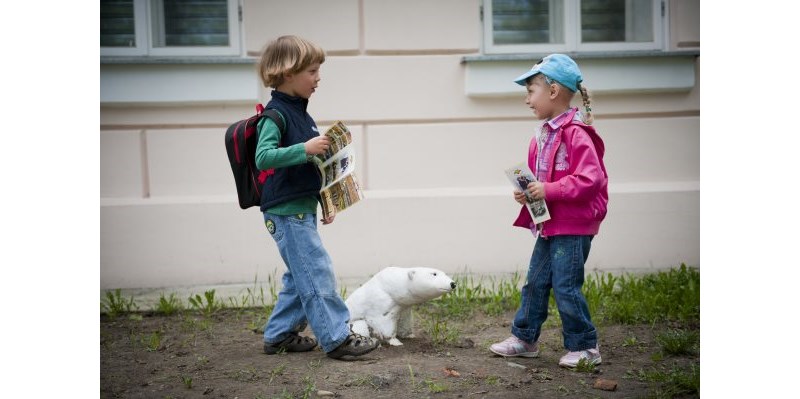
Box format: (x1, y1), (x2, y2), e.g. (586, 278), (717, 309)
(326, 332), (378, 359)
(263, 333), (317, 354)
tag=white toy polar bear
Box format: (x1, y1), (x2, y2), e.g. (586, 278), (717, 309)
(345, 267), (456, 346)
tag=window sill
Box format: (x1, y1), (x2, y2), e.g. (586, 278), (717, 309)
(461, 50), (700, 64)
(100, 56), (257, 65)
(462, 51), (699, 97)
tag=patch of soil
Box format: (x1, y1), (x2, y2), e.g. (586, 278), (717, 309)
(101, 309), (698, 398)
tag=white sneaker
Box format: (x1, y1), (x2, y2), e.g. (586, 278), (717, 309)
(489, 336), (539, 358)
(558, 346), (601, 368)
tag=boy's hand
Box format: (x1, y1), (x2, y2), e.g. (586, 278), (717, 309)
(305, 136), (331, 155)
(513, 190), (527, 205)
(527, 182), (546, 200)
(321, 211), (336, 225)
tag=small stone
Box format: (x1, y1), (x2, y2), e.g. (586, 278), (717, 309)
(316, 390), (335, 397)
(593, 378), (618, 391)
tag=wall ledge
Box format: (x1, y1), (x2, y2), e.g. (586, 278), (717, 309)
(464, 51), (699, 97)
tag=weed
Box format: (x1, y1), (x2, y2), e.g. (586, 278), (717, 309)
(248, 312), (267, 333)
(272, 389), (293, 399)
(307, 359), (321, 371)
(231, 367), (259, 382)
(155, 293), (183, 315)
(339, 283), (348, 300)
(300, 375), (315, 399)
(425, 378), (448, 393)
(101, 289), (139, 317)
(656, 329), (699, 356)
(188, 289), (224, 317)
(423, 314), (461, 346)
(142, 331), (162, 352)
(574, 358), (597, 373)
(268, 364), (286, 384)
(622, 335), (639, 347)
(485, 375), (500, 385)
(180, 375), (192, 389)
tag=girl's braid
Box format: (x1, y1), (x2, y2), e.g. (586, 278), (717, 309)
(578, 82), (594, 125)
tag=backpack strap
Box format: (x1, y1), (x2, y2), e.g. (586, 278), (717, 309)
(256, 108), (288, 185)
(262, 108), (286, 135)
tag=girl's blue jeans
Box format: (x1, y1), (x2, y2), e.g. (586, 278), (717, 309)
(261, 212), (351, 353)
(511, 235), (598, 351)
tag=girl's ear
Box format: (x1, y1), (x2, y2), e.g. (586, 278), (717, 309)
(549, 83), (560, 100)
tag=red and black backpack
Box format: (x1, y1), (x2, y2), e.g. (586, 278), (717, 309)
(224, 104), (285, 209)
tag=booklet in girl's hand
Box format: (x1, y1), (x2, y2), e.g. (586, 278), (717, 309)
(504, 163), (551, 225)
(311, 121), (365, 220)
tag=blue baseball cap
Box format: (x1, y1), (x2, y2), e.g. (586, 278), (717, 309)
(513, 54), (583, 92)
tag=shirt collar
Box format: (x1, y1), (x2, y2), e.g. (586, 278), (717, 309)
(545, 107), (578, 131)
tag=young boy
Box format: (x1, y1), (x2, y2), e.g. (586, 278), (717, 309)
(490, 54), (608, 368)
(255, 35), (378, 360)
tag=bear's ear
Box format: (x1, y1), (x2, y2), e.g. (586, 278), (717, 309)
(407, 270), (415, 280)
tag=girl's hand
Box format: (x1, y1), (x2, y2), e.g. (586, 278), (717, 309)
(305, 136), (331, 155)
(527, 182), (546, 200)
(513, 190), (527, 205)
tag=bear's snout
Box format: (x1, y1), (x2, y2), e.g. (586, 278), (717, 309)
(450, 281), (456, 289)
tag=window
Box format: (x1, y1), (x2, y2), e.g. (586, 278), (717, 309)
(100, 0), (241, 56)
(483, 0), (663, 54)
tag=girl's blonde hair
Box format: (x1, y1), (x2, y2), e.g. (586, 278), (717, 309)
(258, 35), (326, 88)
(530, 74), (595, 125)
(577, 82), (593, 125)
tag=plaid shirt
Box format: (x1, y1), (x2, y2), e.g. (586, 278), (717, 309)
(535, 107), (577, 182)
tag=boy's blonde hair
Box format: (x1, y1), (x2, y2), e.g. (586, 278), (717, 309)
(258, 35), (326, 88)
(529, 74), (594, 125)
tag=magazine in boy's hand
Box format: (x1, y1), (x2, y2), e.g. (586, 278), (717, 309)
(311, 121), (365, 220)
(505, 163), (551, 225)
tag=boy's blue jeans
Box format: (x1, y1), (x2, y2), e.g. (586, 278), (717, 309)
(262, 212), (350, 353)
(512, 235), (598, 351)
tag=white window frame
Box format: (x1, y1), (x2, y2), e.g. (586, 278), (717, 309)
(101, 0), (242, 57)
(483, 0), (664, 55)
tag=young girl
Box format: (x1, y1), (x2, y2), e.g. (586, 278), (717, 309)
(489, 54), (609, 368)
(255, 35), (378, 360)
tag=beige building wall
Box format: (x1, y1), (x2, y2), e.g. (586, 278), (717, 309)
(101, 0), (700, 290)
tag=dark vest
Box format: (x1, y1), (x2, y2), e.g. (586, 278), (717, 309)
(259, 90), (322, 211)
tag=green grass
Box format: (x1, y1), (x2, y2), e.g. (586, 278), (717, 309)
(584, 264), (700, 325)
(155, 293), (183, 316)
(180, 375), (193, 389)
(417, 264), (699, 329)
(101, 289), (139, 317)
(102, 264), (700, 355)
(656, 329), (699, 356)
(188, 289), (224, 317)
(627, 363), (700, 398)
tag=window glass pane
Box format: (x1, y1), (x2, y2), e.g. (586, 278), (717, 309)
(492, 0), (564, 45)
(581, 0), (653, 43)
(100, 0), (136, 47)
(154, 0), (230, 47)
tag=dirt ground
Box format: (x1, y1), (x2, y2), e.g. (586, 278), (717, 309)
(100, 308), (698, 399)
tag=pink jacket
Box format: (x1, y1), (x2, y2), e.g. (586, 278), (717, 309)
(513, 108), (608, 236)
